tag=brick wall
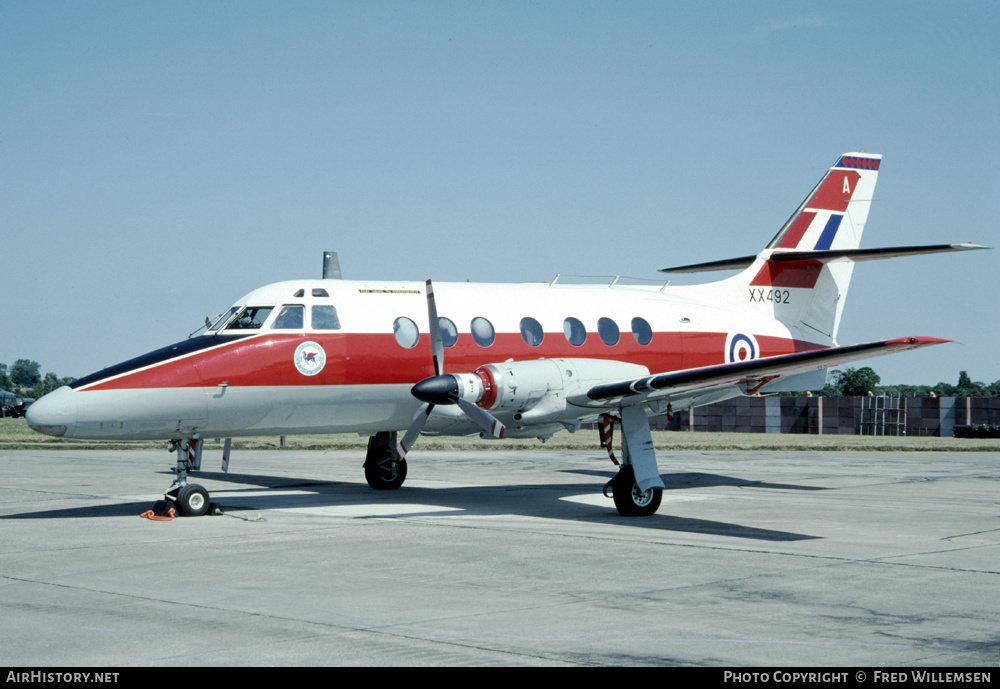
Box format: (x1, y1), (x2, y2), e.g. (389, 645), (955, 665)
(646, 397), (1000, 436)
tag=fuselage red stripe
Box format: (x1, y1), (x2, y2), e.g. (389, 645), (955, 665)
(77, 331), (827, 392)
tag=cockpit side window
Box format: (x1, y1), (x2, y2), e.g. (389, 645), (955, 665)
(271, 304), (305, 330)
(312, 305), (341, 330)
(225, 306), (274, 330)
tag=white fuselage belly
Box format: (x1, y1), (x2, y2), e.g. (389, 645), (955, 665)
(66, 385), (417, 440)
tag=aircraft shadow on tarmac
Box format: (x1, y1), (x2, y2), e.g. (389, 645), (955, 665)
(3, 468), (820, 541)
(564, 468), (827, 492)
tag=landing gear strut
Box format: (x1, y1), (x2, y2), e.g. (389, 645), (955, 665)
(164, 436), (211, 517)
(599, 410), (664, 517)
(364, 431), (407, 490)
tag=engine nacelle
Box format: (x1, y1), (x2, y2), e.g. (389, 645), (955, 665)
(452, 358), (650, 423)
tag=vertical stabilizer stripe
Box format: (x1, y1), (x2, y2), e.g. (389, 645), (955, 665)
(813, 214), (843, 251)
(776, 211), (816, 249)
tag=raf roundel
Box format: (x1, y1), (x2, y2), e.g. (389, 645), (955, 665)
(294, 341), (326, 376)
(725, 332), (759, 363)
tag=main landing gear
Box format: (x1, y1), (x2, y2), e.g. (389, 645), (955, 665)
(598, 411), (664, 517)
(164, 436), (212, 517)
(360, 413), (664, 517)
(364, 431), (407, 490)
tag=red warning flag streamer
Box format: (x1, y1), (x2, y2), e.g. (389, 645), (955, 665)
(598, 413), (620, 466)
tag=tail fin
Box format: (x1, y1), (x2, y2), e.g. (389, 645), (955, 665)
(752, 153), (881, 340)
(766, 153), (881, 252)
(661, 153), (987, 349)
(663, 153), (882, 343)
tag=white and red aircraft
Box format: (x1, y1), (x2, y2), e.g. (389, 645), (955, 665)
(26, 152), (986, 517)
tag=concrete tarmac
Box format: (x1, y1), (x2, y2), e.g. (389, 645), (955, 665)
(0, 447), (997, 666)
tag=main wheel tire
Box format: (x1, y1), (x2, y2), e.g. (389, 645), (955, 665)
(176, 484), (210, 517)
(365, 457), (407, 490)
(612, 466), (662, 517)
(364, 432), (406, 490)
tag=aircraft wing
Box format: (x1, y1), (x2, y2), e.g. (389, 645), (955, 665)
(583, 337), (949, 406)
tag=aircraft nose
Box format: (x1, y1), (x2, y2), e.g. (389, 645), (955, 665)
(25, 385), (77, 438)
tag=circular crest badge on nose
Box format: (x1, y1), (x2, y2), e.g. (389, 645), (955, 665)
(294, 341), (326, 376)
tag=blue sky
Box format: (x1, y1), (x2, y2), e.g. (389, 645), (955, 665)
(3, 1), (998, 387)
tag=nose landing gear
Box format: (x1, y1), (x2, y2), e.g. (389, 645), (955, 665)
(164, 436), (212, 517)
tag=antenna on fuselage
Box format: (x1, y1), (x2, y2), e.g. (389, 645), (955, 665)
(323, 251), (342, 279)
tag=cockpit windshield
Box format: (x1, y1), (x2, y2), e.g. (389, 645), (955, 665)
(207, 306), (240, 332)
(225, 306), (274, 330)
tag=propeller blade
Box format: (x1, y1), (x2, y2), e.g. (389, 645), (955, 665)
(396, 404), (434, 460)
(425, 279), (444, 377)
(400, 280), (504, 455)
(456, 398), (506, 439)
(395, 280), (445, 461)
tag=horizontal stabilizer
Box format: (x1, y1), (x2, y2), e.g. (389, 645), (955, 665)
(768, 242), (990, 264)
(660, 242), (989, 273)
(659, 255), (757, 273)
(585, 337), (949, 405)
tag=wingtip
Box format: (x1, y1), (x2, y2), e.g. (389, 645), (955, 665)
(884, 336), (952, 346)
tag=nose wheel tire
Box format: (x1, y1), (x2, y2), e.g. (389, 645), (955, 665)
(175, 484), (210, 517)
(612, 466), (662, 517)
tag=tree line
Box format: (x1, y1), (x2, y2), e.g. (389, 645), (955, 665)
(1, 360), (75, 401)
(792, 367), (1000, 398)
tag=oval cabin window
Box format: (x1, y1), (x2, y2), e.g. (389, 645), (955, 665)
(439, 317), (458, 348)
(563, 317), (586, 346)
(470, 317), (495, 347)
(519, 317), (544, 347)
(393, 317), (419, 349)
(631, 317), (652, 346)
(597, 317), (620, 346)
